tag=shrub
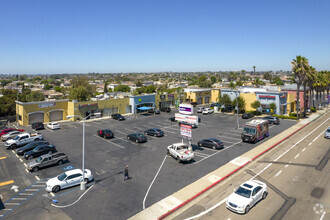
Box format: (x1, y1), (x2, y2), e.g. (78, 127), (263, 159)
(289, 113), (297, 117)
(311, 107), (316, 112)
(273, 114), (297, 120)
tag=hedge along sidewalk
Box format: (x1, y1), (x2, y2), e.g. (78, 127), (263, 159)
(129, 110), (327, 220)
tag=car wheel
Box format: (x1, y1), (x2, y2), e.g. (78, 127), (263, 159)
(11, 144), (17, 150)
(266, 132), (269, 137)
(154, 134), (157, 137)
(245, 205), (250, 214)
(262, 191), (268, 199)
(177, 156), (181, 163)
(35, 138), (40, 141)
(57, 160), (63, 165)
(212, 146), (216, 150)
(84, 178), (89, 183)
(198, 143), (202, 147)
(167, 150), (170, 156)
(127, 136), (130, 140)
(144, 132), (147, 135)
(135, 139), (138, 143)
(32, 167), (39, 172)
(52, 185), (60, 193)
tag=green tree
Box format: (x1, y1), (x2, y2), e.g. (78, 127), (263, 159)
(253, 78), (264, 87)
(135, 80), (143, 87)
(54, 86), (62, 92)
(210, 76), (217, 84)
(26, 91), (45, 102)
(263, 72), (272, 81)
(219, 94), (232, 107)
(135, 87), (146, 94)
(114, 85), (131, 92)
(104, 81), (108, 93)
(269, 102), (277, 114)
(236, 80), (243, 86)
(291, 55), (309, 119)
(69, 86), (90, 101)
(253, 66), (256, 75)
(0, 89), (18, 116)
(228, 81), (236, 90)
(272, 76), (284, 85)
(232, 96), (246, 113)
(44, 84), (53, 90)
(145, 85), (156, 93)
(251, 100), (261, 114)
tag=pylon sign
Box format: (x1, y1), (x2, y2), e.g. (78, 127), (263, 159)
(180, 124), (192, 139)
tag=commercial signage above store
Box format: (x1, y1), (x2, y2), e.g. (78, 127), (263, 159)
(38, 102), (56, 108)
(78, 103), (98, 108)
(259, 95), (276, 99)
(179, 104), (193, 115)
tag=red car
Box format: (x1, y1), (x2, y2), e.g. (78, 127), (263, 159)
(0, 128), (25, 137)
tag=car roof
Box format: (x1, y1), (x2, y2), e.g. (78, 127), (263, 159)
(240, 180), (263, 190)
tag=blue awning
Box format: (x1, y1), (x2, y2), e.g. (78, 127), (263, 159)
(138, 106), (152, 110)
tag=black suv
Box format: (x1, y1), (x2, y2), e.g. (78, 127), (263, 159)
(24, 144), (57, 160)
(97, 129), (114, 139)
(262, 116), (280, 125)
(16, 141), (49, 156)
(32, 122), (44, 130)
(111, 114), (125, 121)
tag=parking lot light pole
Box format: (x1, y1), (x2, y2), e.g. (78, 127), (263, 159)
(66, 114), (91, 190)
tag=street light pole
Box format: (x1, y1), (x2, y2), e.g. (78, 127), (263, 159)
(235, 91), (239, 129)
(66, 114), (91, 190)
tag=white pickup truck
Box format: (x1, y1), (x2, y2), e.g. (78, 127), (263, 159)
(5, 132), (44, 150)
(167, 143), (194, 163)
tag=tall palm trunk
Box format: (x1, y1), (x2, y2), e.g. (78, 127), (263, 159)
(296, 83), (300, 119)
(303, 84), (307, 118)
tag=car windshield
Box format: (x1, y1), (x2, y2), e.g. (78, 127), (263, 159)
(211, 139), (221, 143)
(327, 128), (330, 132)
(57, 173), (67, 181)
(243, 127), (256, 134)
(235, 187), (251, 198)
(13, 136), (20, 140)
(137, 134), (144, 138)
(155, 129), (161, 132)
(35, 157), (42, 163)
(33, 147), (41, 152)
(104, 130), (112, 134)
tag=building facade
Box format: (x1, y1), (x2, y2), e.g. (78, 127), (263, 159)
(255, 91), (288, 115)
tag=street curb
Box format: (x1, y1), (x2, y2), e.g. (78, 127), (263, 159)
(157, 115), (320, 220)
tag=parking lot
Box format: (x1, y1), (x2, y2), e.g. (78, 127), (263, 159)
(0, 109), (297, 219)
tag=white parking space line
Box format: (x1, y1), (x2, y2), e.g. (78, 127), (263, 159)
(194, 153), (208, 158)
(229, 129), (243, 133)
(275, 170), (282, 177)
(194, 152), (210, 157)
(114, 130), (127, 135)
(93, 134), (125, 149)
(222, 132), (241, 137)
(31, 184), (46, 187)
(194, 140), (242, 165)
(199, 147), (220, 153)
(45, 128), (54, 132)
(125, 128), (137, 133)
(294, 154), (300, 159)
(5, 203), (20, 206)
(160, 129), (176, 134)
(25, 189), (39, 191)
(217, 135), (241, 141)
(19, 193), (33, 196)
(12, 198), (27, 200)
(302, 147), (306, 152)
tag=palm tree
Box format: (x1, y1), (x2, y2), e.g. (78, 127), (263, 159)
(228, 81), (236, 90)
(307, 66), (317, 109)
(253, 66), (256, 75)
(291, 55), (309, 119)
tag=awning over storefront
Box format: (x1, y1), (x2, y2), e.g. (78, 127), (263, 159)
(138, 106), (152, 110)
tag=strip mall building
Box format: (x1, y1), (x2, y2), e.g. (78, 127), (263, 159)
(16, 87), (296, 126)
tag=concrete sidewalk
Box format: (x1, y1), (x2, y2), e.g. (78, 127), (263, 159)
(130, 109), (328, 220)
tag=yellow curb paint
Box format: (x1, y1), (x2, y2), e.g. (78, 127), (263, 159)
(0, 157), (6, 160)
(0, 180), (14, 187)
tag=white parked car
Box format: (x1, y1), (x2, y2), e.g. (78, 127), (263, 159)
(226, 180), (268, 214)
(197, 107), (205, 113)
(47, 122), (60, 130)
(325, 126), (330, 139)
(46, 169), (93, 193)
(202, 108), (214, 114)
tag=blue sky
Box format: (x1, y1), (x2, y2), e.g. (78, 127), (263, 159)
(1, 0), (329, 74)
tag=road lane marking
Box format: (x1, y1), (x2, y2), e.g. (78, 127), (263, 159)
(312, 129), (326, 143)
(12, 198), (27, 200)
(23, 163), (28, 168)
(25, 168), (29, 173)
(185, 198), (227, 220)
(25, 188), (39, 191)
(309, 142), (312, 146)
(35, 176), (40, 180)
(302, 147), (306, 152)
(19, 193), (33, 196)
(5, 203), (20, 205)
(285, 164), (289, 168)
(0, 180), (14, 186)
(320, 211), (326, 220)
(50, 192), (55, 197)
(19, 158), (23, 162)
(143, 155), (167, 210)
(0, 157), (6, 160)
(252, 117), (330, 179)
(294, 154), (300, 159)
(31, 184), (46, 187)
(275, 170), (282, 177)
